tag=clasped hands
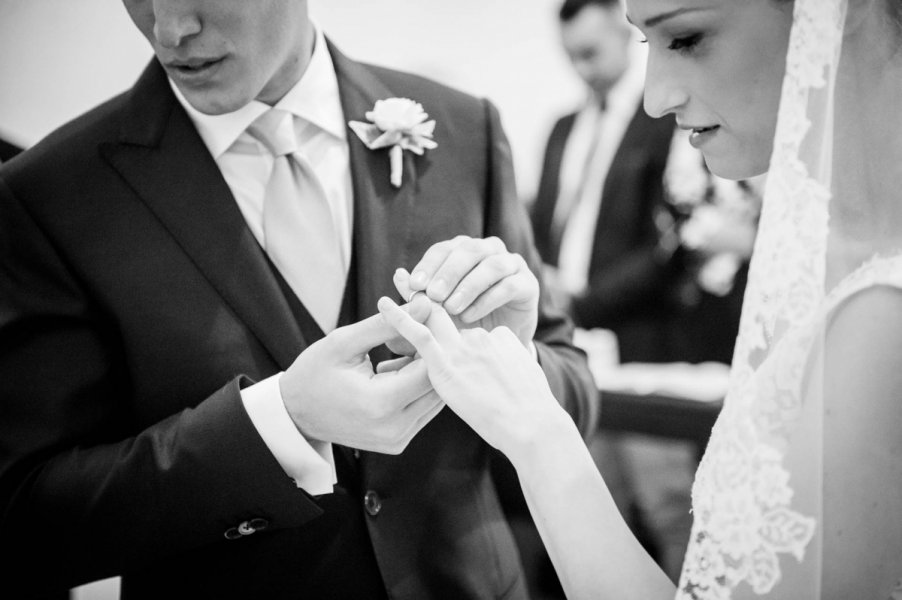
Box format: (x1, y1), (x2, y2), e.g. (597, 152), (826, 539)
(279, 235), (541, 454)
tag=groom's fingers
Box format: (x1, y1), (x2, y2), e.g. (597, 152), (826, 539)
(372, 354), (434, 405)
(375, 355), (415, 374)
(392, 268), (416, 304)
(331, 298), (429, 358)
(407, 236), (505, 301)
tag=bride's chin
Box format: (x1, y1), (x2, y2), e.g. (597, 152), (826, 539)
(703, 151), (770, 181)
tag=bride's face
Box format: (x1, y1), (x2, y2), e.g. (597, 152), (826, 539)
(626, 0), (793, 179)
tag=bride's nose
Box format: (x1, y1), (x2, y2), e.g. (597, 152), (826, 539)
(643, 52), (688, 118)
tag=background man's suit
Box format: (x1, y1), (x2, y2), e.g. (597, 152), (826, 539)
(0, 43), (596, 599)
(531, 105), (676, 362)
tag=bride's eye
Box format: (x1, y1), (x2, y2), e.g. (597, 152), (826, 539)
(668, 33), (703, 53)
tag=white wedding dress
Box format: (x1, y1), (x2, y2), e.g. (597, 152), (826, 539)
(679, 253), (902, 599)
(676, 0), (902, 597)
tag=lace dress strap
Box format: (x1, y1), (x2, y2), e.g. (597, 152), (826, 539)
(822, 253), (902, 315)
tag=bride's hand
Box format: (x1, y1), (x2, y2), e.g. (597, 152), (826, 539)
(378, 295), (572, 462)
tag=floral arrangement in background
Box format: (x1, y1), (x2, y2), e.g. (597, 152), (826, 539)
(658, 129), (764, 304)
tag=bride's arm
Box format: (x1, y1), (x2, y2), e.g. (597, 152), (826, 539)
(377, 296), (675, 600)
(822, 285), (902, 598)
(512, 413), (675, 600)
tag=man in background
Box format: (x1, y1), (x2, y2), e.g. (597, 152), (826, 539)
(526, 0), (688, 589)
(531, 0), (676, 364)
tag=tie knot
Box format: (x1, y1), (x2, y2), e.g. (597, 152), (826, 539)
(247, 108), (297, 157)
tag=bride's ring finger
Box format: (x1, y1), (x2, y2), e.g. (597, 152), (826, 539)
(407, 289), (427, 304)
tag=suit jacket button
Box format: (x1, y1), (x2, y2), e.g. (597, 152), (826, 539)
(248, 518), (269, 531)
(363, 490), (382, 516)
(237, 520), (256, 535)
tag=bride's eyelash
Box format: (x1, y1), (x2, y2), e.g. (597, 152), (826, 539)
(637, 33), (703, 52)
(668, 33), (703, 53)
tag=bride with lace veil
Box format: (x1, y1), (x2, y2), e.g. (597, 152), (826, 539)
(381, 0), (902, 597)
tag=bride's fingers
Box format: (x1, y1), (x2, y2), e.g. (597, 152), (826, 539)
(398, 292), (461, 347)
(378, 297), (450, 365)
(384, 291), (433, 357)
(423, 300), (463, 346)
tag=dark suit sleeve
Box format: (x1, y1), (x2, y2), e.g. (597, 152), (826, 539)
(0, 177), (323, 592)
(479, 99), (599, 438)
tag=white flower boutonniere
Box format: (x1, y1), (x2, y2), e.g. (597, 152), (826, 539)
(349, 98), (438, 188)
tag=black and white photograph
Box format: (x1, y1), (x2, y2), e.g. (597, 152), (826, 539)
(1, 0), (900, 598)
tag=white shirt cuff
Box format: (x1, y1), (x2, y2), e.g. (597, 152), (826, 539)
(240, 373), (337, 495)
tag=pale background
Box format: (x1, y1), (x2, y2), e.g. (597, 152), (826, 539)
(0, 0), (590, 200)
(0, 1), (585, 597)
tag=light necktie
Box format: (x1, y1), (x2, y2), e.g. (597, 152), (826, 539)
(248, 108), (346, 332)
(551, 104), (606, 256)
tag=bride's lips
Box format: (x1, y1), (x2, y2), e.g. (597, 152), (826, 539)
(684, 124), (721, 148)
(165, 56), (227, 85)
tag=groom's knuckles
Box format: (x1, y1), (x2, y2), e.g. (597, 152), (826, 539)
(411, 239), (458, 280)
(483, 236), (506, 253)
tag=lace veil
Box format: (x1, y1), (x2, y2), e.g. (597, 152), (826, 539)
(679, 0), (902, 597)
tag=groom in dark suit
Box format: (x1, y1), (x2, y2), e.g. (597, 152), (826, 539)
(0, 1), (596, 598)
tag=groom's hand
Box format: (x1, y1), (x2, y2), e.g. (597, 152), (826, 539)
(396, 235), (539, 347)
(279, 302), (443, 454)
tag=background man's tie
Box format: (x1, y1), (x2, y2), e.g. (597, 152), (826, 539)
(249, 108), (346, 332)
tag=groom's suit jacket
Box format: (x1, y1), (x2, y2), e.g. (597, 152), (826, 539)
(0, 44), (596, 599)
(530, 104), (677, 362)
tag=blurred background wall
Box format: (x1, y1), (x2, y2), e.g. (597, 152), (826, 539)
(0, 0), (589, 200)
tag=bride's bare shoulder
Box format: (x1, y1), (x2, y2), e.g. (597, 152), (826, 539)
(821, 284), (902, 596)
(827, 282), (902, 342)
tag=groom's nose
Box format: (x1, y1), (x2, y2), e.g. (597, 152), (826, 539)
(151, 0), (202, 49)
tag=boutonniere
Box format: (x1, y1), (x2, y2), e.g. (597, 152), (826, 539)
(349, 98), (438, 188)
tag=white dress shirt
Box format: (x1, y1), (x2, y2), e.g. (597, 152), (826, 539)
(173, 28), (348, 496)
(555, 52), (647, 296)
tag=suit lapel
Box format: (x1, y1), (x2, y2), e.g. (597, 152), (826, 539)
(100, 61), (305, 370)
(595, 105), (650, 230)
(329, 42), (415, 335)
(542, 114), (577, 264)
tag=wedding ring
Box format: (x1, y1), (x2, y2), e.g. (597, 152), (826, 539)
(407, 289), (427, 303)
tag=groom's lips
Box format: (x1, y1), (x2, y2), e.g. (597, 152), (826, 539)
(165, 56), (227, 85)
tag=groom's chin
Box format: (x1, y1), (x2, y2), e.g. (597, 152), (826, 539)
(170, 77), (255, 116)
